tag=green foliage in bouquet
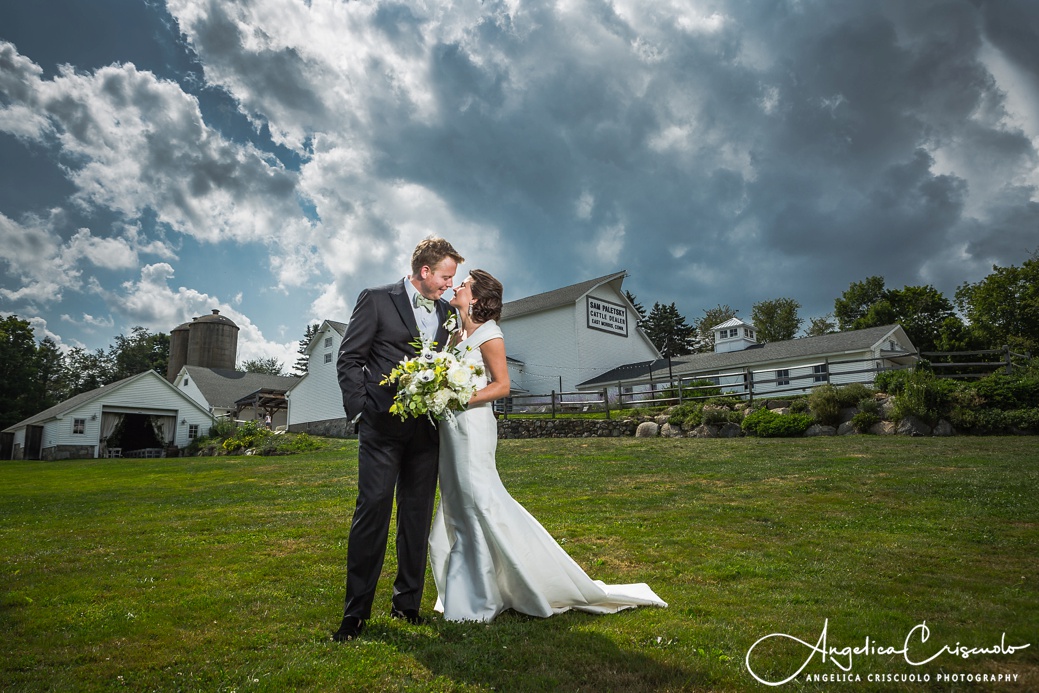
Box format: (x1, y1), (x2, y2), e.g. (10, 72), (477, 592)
(381, 340), (484, 421)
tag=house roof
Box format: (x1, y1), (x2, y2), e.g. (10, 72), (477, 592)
(500, 270), (628, 320)
(577, 324), (913, 388)
(326, 320), (348, 336)
(714, 317), (755, 331)
(3, 370), (213, 432)
(183, 366), (300, 409)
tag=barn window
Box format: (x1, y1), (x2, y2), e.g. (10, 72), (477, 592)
(325, 337), (333, 348)
(324, 353), (333, 364)
(776, 369), (790, 386)
(73, 418), (86, 434)
(813, 364), (828, 383)
(188, 424), (200, 439)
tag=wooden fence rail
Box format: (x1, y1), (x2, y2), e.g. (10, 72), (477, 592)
(498, 346), (1032, 418)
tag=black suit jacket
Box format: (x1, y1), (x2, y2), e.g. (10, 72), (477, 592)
(337, 279), (452, 422)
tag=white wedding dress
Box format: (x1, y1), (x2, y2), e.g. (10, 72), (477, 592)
(428, 320), (667, 622)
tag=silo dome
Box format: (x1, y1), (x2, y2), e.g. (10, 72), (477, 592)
(185, 309), (239, 372)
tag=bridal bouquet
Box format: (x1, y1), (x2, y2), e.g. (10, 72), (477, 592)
(381, 339), (483, 422)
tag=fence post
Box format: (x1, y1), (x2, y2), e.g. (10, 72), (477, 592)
(746, 368), (754, 405)
(1004, 345), (1012, 374)
(616, 381), (623, 411)
(551, 390), (556, 419)
(677, 376), (683, 404)
(825, 357), (831, 384)
(602, 388), (610, 420)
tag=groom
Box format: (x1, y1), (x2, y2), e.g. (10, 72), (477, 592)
(332, 236), (464, 641)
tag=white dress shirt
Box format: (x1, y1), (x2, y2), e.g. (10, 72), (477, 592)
(404, 276), (440, 344)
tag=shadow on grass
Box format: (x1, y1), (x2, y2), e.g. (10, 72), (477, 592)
(361, 610), (703, 691)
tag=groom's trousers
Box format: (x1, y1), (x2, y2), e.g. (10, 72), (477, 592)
(343, 410), (439, 619)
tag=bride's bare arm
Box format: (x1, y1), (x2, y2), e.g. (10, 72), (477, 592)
(467, 337), (510, 406)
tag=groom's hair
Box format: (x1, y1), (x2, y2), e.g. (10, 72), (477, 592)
(470, 269), (503, 323)
(411, 236), (464, 274)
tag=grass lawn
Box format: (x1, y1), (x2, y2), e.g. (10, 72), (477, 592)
(2, 437), (1037, 691)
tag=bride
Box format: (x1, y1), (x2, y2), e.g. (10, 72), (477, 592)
(428, 269), (667, 623)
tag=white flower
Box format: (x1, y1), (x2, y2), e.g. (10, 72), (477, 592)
(431, 389), (453, 413)
(420, 346), (436, 363)
(418, 369), (436, 383)
(447, 364), (471, 388)
(443, 312), (458, 333)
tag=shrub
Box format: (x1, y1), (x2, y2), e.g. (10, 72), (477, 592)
(968, 373), (1039, 410)
(268, 432), (324, 455)
(701, 405), (741, 425)
(874, 369), (910, 395)
(1005, 408), (1039, 432)
(851, 411), (880, 433)
(808, 384), (841, 426)
(209, 418), (238, 439)
(857, 397), (880, 416)
(949, 408), (1007, 434)
(741, 408), (814, 437)
(667, 402), (702, 426)
(789, 397), (811, 414)
(891, 369), (957, 426)
(221, 420), (274, 453)
(681, 379), (722, 400)
(837, 382), (874, 408)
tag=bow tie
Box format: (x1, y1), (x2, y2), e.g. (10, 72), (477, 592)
(413, 293), (436, 313)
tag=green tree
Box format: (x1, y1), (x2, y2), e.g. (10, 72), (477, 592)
(804, 314), (837, 337)
(110, 327), (170, 380)
(693, 304), (739, 353)
(642, 302), (697, 357)
(833, 276), (887, 331)
(0, 316), (44, 430)
(955, 255), (1039, 353)
(624, 290), (648, 332)
(293, 323), (319, 376)
(833, 277), (960, 352)
(751, 298), (803, 343)
(63, 347), (116, 397)
(35, 337), (67, 410)
(241, 357), (284, 375)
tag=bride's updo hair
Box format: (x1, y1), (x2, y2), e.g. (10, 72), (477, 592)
(469, 269), (503, 323)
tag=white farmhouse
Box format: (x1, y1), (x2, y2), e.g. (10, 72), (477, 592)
(285, 320), (355, 437)
(578, 323), (918, 400)
(1, 370), (214, 460)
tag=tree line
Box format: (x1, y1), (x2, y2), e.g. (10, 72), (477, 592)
(626, 253), (1038, 359)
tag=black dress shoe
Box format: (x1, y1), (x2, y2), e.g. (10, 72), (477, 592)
(332, 616), (365, 642)
(390, 607), (425, 625)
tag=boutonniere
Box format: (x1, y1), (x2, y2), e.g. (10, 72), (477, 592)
(443, 311), (458, 334)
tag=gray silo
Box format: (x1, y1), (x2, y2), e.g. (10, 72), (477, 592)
(166, 321), (192, 382)
(185, 309), (239, 371)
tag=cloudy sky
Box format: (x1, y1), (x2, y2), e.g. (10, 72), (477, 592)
(2, 0), (1037, 367)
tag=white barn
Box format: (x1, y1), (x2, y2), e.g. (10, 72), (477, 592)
(578, 324), (918, 399)
(499, 271), (661, 393)
(285, 320), (355, 437)
(1, 370), (214, 461)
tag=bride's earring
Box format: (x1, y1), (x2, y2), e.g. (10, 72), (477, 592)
(467, 301), (474, 317)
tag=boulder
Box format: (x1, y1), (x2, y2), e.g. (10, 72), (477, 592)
(690, 424), (719, 438)
(839, 407), (858, 423)
(766, 400), (791, 410)
(896, 415), (932, 437)
(837, 421), (858, 436)
(879, 397), (896, 419)
(660, 422), (675, 438)
(654, 415), (670, 426)
(805, 424), (837, 437)
(635, 421), (659, 438)
(770, 407), (790, 416)
(718, 422), (743, 438)
(870, 421), (897, 435)
(933, 419), (955, 437)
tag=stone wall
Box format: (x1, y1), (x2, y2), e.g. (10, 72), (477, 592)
(289, 417), (358, 439)
(498, 418), (638, 439)
(41, 445), (97, 461)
